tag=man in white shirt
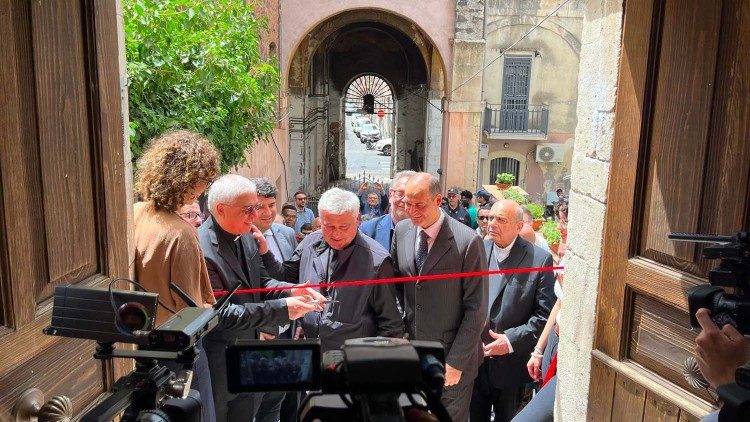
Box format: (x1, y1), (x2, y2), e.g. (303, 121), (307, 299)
(470, 200), (555, 422)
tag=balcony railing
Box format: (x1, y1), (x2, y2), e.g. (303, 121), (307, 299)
(484, 104), (549, 135)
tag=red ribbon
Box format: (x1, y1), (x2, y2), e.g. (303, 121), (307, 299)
(213, 265), (563, 297)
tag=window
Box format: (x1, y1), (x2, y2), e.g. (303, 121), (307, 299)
(501, 57), (532, 131)
(489, 157), (520, 184)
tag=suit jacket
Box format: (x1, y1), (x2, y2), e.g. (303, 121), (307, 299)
(262, 231), (404, 352)
(266, 223), (297, 260)
(359, 213), (394, 251)
(264, 223), (297, 337)
(483, 236), (555, 388)
(197, 216), (293, 345)
(391, 212), (488, 378)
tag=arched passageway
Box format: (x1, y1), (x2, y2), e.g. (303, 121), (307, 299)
(285, 10), (446, 194)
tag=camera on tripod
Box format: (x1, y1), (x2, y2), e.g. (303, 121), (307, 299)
(226, 337), (450, 422)
(43, 281), (238, 421)
(669, 232), (750, 334)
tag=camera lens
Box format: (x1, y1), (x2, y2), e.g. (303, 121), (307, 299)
(116, 302), (149, 334)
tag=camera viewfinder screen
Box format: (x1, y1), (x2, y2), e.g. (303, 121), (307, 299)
(233, 348), (317, 391)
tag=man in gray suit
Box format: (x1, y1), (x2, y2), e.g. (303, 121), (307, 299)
(470, 200), (555, 422)
(252, 177), (300, 422)
(198, 175), (324, 422)
(257, 187), (404, 353)
(391, 172), (488, 422)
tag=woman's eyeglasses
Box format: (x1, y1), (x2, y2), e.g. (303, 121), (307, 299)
(179, 212), (201, 220)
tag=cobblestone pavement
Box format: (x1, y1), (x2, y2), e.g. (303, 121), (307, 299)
(344, 115), (392, 182)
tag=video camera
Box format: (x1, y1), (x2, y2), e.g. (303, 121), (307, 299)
(669, 232), (750, 334)
(226, 337), (451, 422)
(43, 280), (239, 421)
(671, 232), (750, 421)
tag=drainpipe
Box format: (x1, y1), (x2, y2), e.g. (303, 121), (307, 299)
(476, 0), (489, 190)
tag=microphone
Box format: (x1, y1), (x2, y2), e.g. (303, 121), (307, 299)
(683, 356), (710, 389)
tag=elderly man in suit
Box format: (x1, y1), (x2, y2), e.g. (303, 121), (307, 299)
(391, 172), (488, 422)
(252, 177), (300, 422)
(359, 170), (415, 250)
(257, 187), (404, 353)
(198, 174), (325, 422)
(470, 199), (555, 422)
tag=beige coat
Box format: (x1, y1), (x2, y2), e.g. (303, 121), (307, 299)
(133, 201), (215, 325)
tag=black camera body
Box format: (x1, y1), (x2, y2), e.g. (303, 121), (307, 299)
(226, 337), (450, 422)
(669, 232), (750, 334)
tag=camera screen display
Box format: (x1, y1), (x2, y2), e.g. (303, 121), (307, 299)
(226, 340), (320, 393)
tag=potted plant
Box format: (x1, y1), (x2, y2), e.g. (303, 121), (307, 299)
(526, 202), (545, 231)
(502, 188), (528, 205)
(540, 218), (562, 254)
(495, 173), (516, 190)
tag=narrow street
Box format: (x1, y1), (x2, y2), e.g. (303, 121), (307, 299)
(344, 114), (392, 182)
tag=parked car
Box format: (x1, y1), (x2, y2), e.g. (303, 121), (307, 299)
(353, 117), (371, 136)
(345, 102), (358, 115)
(360, 123), (381, 144)
(373, 138), (392, 156)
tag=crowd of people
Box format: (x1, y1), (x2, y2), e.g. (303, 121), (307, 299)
(133, 130), (570, 422)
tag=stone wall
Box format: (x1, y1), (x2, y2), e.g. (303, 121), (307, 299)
(555, 0), (624, 420)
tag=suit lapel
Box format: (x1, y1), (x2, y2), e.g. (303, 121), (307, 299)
(215, 230), (249, 286)
(496, 238), (528, 295)
(401, 224), (418, 276)
(272, 224), (294, 260)
(420, 218), (454, 275)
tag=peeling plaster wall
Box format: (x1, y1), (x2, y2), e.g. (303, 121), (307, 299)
(555, 0), (624, 420)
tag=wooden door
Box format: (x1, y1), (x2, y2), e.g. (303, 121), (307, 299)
(0, 1), (129, 418)
(588, 0), (750, 420)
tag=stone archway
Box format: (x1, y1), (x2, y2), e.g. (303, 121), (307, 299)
(284, 9), (447, 194)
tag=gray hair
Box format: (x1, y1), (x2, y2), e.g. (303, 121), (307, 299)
(252, 177), (277, 199)
(318, 188), (360, 216)
(392, 170), (416, 186)
(427, 174), (441, 196)
(207, 174), (256, 214)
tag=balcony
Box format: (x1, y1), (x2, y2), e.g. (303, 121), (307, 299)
(483, 104), (549, 138)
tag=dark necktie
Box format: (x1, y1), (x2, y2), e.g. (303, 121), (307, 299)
(416, 230), (429, 274)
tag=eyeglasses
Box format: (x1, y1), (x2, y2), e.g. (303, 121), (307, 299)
(295, 196), (307, 201)
(389, 189), (405, 199)
(225, 203), (262, 215)
(179, 212), (201, 220)
(477, 216), (489, 221)
(447, 194), (458, 198)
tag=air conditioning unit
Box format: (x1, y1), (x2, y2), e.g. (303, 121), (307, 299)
(535, 144), (565, 163)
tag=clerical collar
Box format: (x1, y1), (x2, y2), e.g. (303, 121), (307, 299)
(493, 236), (518, 263)
(215, 220), (241, 243)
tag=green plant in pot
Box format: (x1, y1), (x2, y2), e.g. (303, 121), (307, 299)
(495, 173), (516, 189)
(526, 202), (545, 231)
(540, 218), (562, 254)
(502, 188), (528, 205)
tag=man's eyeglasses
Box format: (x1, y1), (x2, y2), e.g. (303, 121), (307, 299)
(389, 189), (405, 199)
(225, 203), (263, 215)
(179, 212), (202, 220)
(447, 194), (458, 198)
(477, 216), (489, 221)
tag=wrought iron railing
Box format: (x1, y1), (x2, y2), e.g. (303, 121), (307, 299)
(484, 104), (549, 135)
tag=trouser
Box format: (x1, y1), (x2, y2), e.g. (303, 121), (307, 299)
(279, 391), (300, 422)
(254, 391), (286, 422)
(542, 329), (559, 381)
(511, 376), (556, 422)
(440, 371), (475, 422)
(470, 363), (525, 422)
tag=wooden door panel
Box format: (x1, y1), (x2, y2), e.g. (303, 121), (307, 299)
(0, 0), (129, 418)
(32, 0), (99, 295)
(591, 0), (750, 419)
(638, 0), (722, 271)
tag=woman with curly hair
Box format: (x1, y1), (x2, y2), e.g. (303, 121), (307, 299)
(133, 130), (221, 422)
(133, 129), (221, 323)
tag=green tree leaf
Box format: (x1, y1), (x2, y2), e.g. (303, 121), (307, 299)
(124, 0), (280, 171)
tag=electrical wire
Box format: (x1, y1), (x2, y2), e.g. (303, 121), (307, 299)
(450, 0), (573, 95)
